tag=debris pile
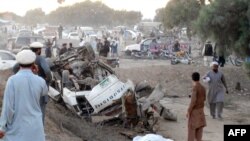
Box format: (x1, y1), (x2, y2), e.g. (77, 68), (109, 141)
(47, 46), (176, 135)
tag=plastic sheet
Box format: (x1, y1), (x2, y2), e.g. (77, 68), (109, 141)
(133, 134), (174, 141)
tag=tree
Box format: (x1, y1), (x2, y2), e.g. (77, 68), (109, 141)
(196, 0), (250, 77)
(158, 0), (201, 40)
(154, 8), (165, 22)
(0, 12), (22, 22)
(23, 8), (45, 25)
(195, 0), (250, 56)
(45, 1), (142, 26)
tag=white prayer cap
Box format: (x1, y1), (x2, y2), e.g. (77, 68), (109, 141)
(30, 42), (44, 48)
(210, 61), (219, 67)
(16, 50), (36, 65)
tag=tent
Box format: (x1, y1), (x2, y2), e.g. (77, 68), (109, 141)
(0, 18), (10, 26)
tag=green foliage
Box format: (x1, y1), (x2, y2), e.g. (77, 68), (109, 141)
(23, 8), (45, 25)
(154, 0), (201, 39)
(163, 0), (201, 29)
(154, 8), (165, 22)
(243, 62), (250, 78)
(0, 12), (22, 22)
(195, 0), (250, 56)
(46, 1), (142, 26)
(7, 1), (141, 26)
(157, 0), (250, 74)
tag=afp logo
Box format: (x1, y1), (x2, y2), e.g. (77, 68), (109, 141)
(224, 125), (250, 141)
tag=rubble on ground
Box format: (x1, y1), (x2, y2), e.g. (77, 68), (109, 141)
(47, 45), (176, 136)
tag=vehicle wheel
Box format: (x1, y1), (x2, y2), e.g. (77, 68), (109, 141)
(131, 51), (140, 59)
(171, 58), (178, 65)
(147, 52), (152, 59)
(235, 57), (244, 66)
(125, 50), (132, 56)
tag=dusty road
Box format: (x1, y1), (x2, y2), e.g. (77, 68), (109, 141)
(0, 59), (250, 141)
(115, 61), (250, 141)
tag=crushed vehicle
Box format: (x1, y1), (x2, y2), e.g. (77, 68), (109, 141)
(48, 45), (127, 116)
(47, 45), (174, 131)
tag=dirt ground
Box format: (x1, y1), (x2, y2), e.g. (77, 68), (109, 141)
(115, 60), (250, 141)
(0, 59), (250, 141)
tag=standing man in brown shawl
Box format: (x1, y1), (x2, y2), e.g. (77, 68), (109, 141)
(187, 72), (206, 141)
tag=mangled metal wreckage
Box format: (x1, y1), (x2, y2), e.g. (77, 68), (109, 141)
(48, 45), (131, 117)
(47, 45), (174, 130)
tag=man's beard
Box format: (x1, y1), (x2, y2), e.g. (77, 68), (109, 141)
(213, 69), (218, 73)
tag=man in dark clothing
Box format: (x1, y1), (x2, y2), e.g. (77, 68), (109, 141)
(150, 31), (155, 38)
(45, 39), (52, 58)
(202, 41), (214, 66)
(96, 38), (103, 54)
(99, 37), (110, 57)
(173, 40), (181, 52)
(68, 42), (74, 52)
(110, 38), (118, 57)
(29, 42), (52, 125)
(59, 43), (67, 55)
(58, 25), (63, 39)
(214, 43), (226, 67)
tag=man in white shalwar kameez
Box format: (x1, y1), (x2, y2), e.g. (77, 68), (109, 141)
(203, 62), (228, 120)
(0, 50), (48, 141)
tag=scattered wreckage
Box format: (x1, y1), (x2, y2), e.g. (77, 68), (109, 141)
(47, 45), (176, 131)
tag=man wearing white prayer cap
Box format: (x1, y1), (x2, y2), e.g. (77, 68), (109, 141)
(29, 42), (51, 125)
(210, 61), (218, 67)
(16, 49), (36, 65)
(0, 50), (48, 141)
(203, 61), (228, 120)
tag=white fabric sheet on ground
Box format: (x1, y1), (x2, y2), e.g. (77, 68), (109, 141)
(133, 134), (174, 141)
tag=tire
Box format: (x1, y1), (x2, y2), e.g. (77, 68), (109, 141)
(171, 58), (177, 65)
(125, 50), (132, 56)
(147, 51), (153, 60)
(235, 57), (243, 66)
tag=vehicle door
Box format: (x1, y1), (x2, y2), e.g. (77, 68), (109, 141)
(140, 39), (152, 52)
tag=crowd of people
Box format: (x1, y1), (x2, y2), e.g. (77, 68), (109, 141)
(43, 35), (120, 59)
(0, 25), (230, 141)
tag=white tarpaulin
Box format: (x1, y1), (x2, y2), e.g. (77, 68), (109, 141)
(133, 134), (174, 141)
